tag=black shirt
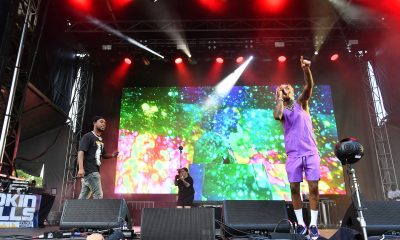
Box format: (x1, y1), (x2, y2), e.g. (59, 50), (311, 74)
(176, 176), (195, 204)
(79, 132), (105, 175)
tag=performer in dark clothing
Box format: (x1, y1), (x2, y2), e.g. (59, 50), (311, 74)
(77, 116), (118, 199)
(174, 167), (195, 208)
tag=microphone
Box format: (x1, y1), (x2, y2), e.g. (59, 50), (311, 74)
(178, 146), (183, 151)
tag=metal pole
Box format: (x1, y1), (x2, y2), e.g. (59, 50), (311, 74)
(348, 165), (368, 240)
(0, 0), (33, 172)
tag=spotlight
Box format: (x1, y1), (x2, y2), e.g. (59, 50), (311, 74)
(175, 57), (183, 64)
(216, 57), (224, 64)
(334, 137), (364, 165)
(330, 53), (339, 61)
(76, 53), (89, 58)
(124, 58), (132, 64)
(236, 56), (244, 64)
(314, 51), (319, 55)
(278, 56), (286, 62)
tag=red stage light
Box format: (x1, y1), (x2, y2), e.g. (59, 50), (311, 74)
(124, 58), (132, 64)
(278, 56), (286, 62)
(216, 57), (224, 64)
(175, 58), (183, 64)
(236, 56), (244, 64)
(256, 0), (288, 13)
(198, 0), (225, 12)
(112, 0), (133, 9)
(330, 54), (339, 61)
(68, 0), (92, 12)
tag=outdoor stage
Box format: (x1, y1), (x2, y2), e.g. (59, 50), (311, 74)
(1, 0), (400, 240)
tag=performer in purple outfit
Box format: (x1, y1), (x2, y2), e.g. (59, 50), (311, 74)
(273, 56), (320, 239)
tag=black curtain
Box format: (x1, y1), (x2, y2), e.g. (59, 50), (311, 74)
(48, 49), (78, 113)
(0, 0), (11, 42)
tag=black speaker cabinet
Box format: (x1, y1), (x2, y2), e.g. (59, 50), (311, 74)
(223, 200), (291, 233)
(342, 200), (400, 236)
(60, 199), (132, 230)
(141, 208), (215, 240)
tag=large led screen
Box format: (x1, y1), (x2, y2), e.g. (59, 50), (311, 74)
(115, 86), (344, 200)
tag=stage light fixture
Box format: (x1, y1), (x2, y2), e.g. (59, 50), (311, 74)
(330, 53), (339, 61)
(236, 56), (244, 64)
(68, 0), (92, 12)
(124, 58), (132, 64)
(256, 0), (288, 13)
(177, 43), (191, 58)
(112, 0), (133, 8)
(86, 16), (164, 59)
(198, 0), (225, 12)
(175, 58), (183, 64)
(278, 56), (286, 62)
(274, 41), (285, 48)
(348, 39), (359, 45)
(101, 45), (112, 51)
(216, 57), (224, 64)
(314, 51), (319, 55)
(75, 53), (89, 58)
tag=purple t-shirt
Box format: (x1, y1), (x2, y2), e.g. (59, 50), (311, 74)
(282, 101), (319, 157)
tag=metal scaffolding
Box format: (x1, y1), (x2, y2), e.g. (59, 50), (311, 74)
(59, 55), (91, 210)
(0, 0), (42, 175)
(357, 51), (399, 199)
(66, 18), (386, 33)
(65, 17), (387, 59)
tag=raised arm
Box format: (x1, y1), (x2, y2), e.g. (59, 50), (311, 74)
(297, 56), (314, 109)
(273, 86), (284, 120)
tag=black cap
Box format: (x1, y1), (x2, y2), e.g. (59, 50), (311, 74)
(92, 116), (105, 123)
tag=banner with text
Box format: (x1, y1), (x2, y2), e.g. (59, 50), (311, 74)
(0, 193), (42, 228)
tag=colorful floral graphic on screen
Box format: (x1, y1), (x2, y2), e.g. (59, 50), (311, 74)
(115, 86), (345, 200)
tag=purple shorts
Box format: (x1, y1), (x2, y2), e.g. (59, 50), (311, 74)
(286, 154), (321, 182)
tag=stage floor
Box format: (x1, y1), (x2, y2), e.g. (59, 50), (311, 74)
(0, 226), (337, 239)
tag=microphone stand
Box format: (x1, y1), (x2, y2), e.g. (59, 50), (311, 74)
(347, 164), (368, 240)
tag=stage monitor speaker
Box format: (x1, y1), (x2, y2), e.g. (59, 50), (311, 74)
(141, 208), (215, 240)
(60, 199), (131, 230)
(223, 200), (291, 233)
(341, 200), (400, 236)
